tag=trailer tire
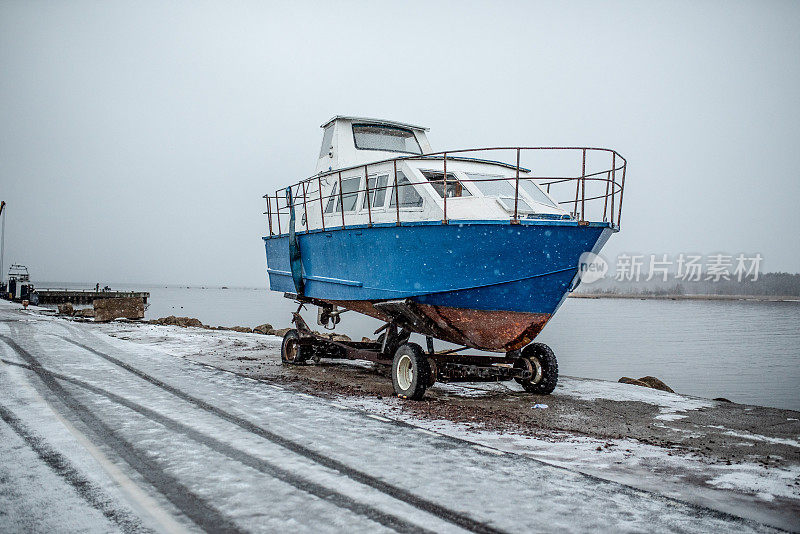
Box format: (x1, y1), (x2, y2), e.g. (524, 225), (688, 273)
(281, 329), (309, 365)
(514, 342), (558, 394)
(392, 343), (430, 400)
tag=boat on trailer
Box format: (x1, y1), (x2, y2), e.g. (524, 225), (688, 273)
(263, 116), (627, 399)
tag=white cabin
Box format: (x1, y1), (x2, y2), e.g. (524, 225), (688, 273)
(315, 116), (432, 174)
(290, 117), (569, 233)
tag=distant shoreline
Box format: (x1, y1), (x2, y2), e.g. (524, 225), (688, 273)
(570, 293), (800, 302)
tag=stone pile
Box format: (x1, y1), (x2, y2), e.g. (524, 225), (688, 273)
(149, 316), (204, 328)
(146, 316), (295, 337)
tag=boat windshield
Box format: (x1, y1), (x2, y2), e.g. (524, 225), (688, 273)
(466, 173), (558, 209)
(353, 124), (422, 154)
(519, 181), (558, 208)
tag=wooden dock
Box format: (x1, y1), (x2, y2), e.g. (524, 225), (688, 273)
(34, 289), (149, 305)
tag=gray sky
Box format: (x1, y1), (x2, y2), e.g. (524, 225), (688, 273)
(1, 0), (798, 286)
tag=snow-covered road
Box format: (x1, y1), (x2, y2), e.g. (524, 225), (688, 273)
(0, 303), (785, 533)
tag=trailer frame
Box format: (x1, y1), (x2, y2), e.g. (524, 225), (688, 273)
(286, 295), (533, 385)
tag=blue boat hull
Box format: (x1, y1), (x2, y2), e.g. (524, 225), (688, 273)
(264, 220), (613, 351)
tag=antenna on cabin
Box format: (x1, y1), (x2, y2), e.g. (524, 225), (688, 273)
(0, 201), (5, 286)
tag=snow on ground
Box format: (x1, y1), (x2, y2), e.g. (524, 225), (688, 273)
(0, 339), (168, 534)
(37, 313), (799, 529)
(333, 393), (800, 513)
(707, 464), (800, 502)
(433, 376), (716, 419)
(8, 308), (787, 533)
(97, 321), (283, 360)
(702, 426), (800, 449)
(553, 375), (715, 417)
(91, 319), (800, 515)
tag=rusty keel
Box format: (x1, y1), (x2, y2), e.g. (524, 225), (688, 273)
(325, 298), (551, 352)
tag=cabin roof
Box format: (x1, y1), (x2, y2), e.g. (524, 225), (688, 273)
(320, 115), (429, 132)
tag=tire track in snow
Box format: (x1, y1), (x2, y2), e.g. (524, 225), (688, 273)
(0, 334), (246, 534)
(59, 336), (508, 534)
(0, 402), (151, 534)
(0, 357), (435, 534)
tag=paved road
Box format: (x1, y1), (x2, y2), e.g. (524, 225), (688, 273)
(0, 304), (779, 533)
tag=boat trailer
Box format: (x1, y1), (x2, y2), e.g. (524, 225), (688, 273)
(281, 294), (557, 400)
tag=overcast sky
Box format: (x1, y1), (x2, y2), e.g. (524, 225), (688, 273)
(1, 1), (798, 286)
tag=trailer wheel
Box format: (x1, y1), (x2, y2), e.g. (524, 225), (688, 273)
(392, 343), (430, 400)
(514, 342), (558, 394)
(281, 329), (308, 365)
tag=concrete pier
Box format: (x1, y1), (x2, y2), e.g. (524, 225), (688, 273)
(34, 289), (149, 305)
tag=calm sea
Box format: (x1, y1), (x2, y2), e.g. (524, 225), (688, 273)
(39, 283), (800, 411)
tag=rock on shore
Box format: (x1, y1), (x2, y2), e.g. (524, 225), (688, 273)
(253, 323), (274, 335)
(619, 376), (675, 393)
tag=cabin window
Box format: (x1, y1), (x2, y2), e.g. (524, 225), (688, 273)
(337, 177), (360, 212)
(352, 124), (422, 154)
(318, 125), (334, 159)
(362, 174), (389, 210)
(421, 171), (472, 198)
(324, 181), (338, 213)
(324, 177), (361, 213)
(389, 171), (423, 208)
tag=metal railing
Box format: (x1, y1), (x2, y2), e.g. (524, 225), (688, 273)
(263, 147), (626, 237)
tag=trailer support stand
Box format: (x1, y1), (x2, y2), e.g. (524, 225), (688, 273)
(426, 336), (435, 355)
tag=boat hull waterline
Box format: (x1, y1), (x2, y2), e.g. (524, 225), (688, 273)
(265, 220), (613, 352)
